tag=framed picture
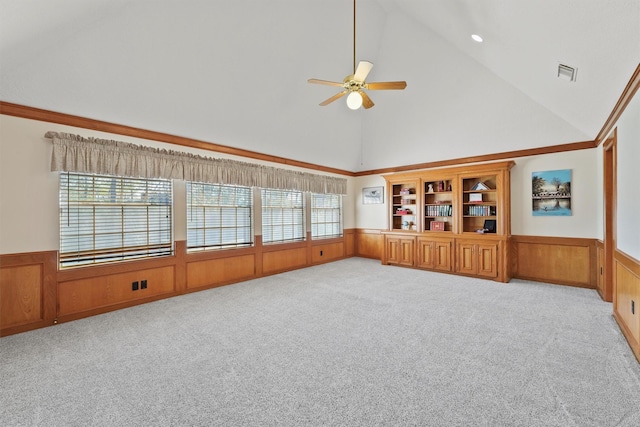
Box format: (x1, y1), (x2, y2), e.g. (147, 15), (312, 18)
(362, 186), (384, 204)
(483, 219), (496, 233)
(532, 169), (572, 216)
(469, 193), (482, 203)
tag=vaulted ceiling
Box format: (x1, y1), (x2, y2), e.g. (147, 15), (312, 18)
(1, 0), (638, 172)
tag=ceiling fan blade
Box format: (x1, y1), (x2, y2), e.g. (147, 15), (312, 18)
(319, 91), (347, 106)
(366, 81), (407, 90)
(360, 91), (375, 109)
(308, 79), (344, 87)
(353, 60), (373, 82)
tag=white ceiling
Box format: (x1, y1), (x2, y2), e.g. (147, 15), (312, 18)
(1, 0), (638, 172)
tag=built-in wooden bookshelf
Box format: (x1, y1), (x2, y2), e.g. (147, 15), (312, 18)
(382, 161), (514, 282)
(423, 178), (454, 232)
(390, 180), (419, 231)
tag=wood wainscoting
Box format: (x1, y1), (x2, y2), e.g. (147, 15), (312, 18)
(55, 243), (185, 324)
(613, 249), (640, 362)
(186, 251), (256, 291)
(0, 251), (57, 336)
(1, 231), (355, 337)
(511, 235), (597, 289)
(354, 229), (383, 260)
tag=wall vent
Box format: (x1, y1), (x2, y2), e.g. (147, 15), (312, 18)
(558, 63), (578, 82)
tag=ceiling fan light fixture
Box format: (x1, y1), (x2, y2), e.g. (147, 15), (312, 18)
(307, 0), (406, 109)
(346, 91), (363, 110)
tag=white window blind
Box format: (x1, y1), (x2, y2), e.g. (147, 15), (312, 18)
(59, 172), (173, 267)
(261, 189), (305, 244)
(186, 183), (253, 251)
(311, 193), (343, 239)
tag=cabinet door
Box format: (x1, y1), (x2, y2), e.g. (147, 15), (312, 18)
(386, 237), (401, 265)
(416, 238), (434, 269)
(433, 240), (452, 272)
(476, 243), (498, 278)
(386, 237), (414, 266)
(456, 242), (476, 274)
(398, 238), (415, 266)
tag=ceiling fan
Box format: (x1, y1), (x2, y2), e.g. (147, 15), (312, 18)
(307, 0), (407, 110)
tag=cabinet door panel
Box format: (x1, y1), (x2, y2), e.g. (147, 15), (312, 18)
(434, 241), (452, 271)
(399, 239), (415, 266)
(477, 243), (498, 278)
(457, 242), (476, 274)
(386, 238), (400, 264)
(417, 239), (434, 269)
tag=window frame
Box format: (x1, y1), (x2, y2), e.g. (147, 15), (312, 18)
(186, 182), (254, 252)
(261, 188), (306, 244)
(59, 172), (173, 268)
(310, 193), (343, 240)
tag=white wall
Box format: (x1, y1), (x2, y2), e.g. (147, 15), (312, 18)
(0, 112), (623, 256)
(353, 175), (388, 229)
(0, 116), (59, 253)
(511, 149), (600, 238)
(0, 115), (355, 254)
(352, 151), (601, 239)
(614, 92), (640, 259)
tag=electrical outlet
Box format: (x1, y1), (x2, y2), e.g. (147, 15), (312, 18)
(141, 280), (147, 289)
(132, 281), (139, 291)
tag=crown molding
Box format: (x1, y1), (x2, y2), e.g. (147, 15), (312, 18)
(0, 101), (356, 177)
(595, 62), (640, 145)
(352, 140), (596, 177)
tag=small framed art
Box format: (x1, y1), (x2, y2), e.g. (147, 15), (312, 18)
(362, 186), (384, 204)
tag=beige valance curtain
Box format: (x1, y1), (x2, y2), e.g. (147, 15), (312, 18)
(45, 132), (347, 194)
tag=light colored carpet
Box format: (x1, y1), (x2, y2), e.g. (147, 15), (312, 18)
(1, 257), (639, 426)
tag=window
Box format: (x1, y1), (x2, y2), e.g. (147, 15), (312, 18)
(59, 172), (173, 267)
(311, 193), (343, 239)
(186, 182), (253, 251)
(261, 189), (305, 244)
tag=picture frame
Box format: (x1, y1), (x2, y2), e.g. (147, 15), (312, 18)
(469, 193), (482, 203)
(483, 219), (496, 233)
(531, 169), (572, 216)
(362, 186), (384, 204)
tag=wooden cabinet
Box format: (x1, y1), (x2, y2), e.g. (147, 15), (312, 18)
(417, 237), (452, 271)
(456, 239), (499, 279)
(385, 235), (415, 266)
(382, 161), (513, 282)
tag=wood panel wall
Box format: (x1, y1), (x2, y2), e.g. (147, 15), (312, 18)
(58, 266), (175, 316)
(0, 251), (57, 335)
(613, 250), (640, 362)
(2, 231), (623, 337)
(511, 235), (597, 288)
(354, 229), (383, 260)
(0, 232), (355, 336)
(596, 240), (605, 299)
(187, 254), (256, 290)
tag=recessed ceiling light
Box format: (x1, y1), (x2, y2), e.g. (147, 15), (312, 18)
(471, 34), (483, 43)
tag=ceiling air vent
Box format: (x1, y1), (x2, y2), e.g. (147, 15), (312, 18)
(558, 63), (578, 82)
